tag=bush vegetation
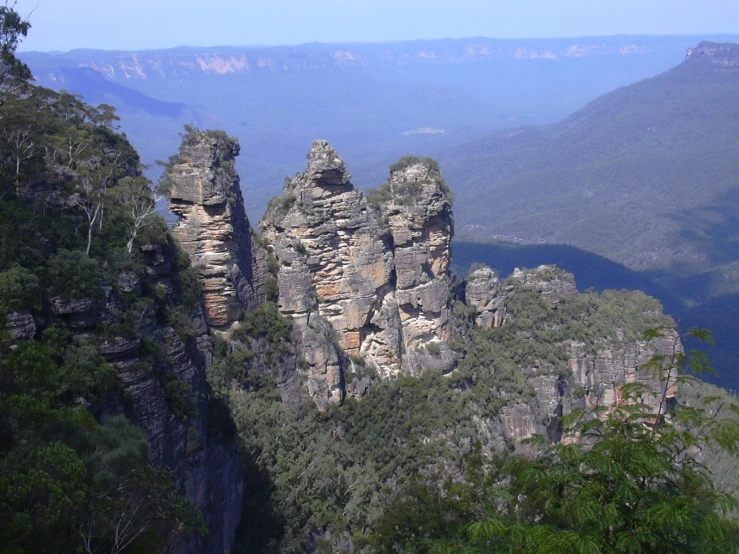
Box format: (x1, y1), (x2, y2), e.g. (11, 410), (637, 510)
(367, 331), (739, 553)
(0, 11), (205, 551)
(265, 192), (296, 224)
(217, 273), (707, 553)
(366, 156), (452, 211)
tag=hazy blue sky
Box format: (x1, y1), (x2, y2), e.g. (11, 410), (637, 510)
(14, 0), (739, 52)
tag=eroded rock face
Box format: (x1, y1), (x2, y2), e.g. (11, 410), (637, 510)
(260, 141), (396, 408)
(6, 311), (36, 340)
(105, 242), (243, 554)
(567, 331), (679, 415)
(381, 159), (455, 374)
(260, 143), (455, 407)
(687, 41), (739, 70)
(168, 131), (266, 331)
(501, 403), (536, 447)
(36, 239), (243, 554)
(464, 266), (507, 329)
(462, 266), (679, 451)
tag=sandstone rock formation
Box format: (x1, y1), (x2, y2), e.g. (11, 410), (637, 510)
(567, 331), (679, 416)
(164, 132), (681, 457)
(501, 403), (537, 446)
(147, 126), (690, 551)
(379, 157), (455, 374)
(687, 41), (739, 69)
(260, 141), (395, 408)
(463, 265), (507, 329)
(260, 142), (455, 407)
(461, 264), (678, 450)
(168, 130), (266, 331)
(509, 264), (577, 305)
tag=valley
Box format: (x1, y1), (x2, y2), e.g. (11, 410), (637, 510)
(21, 35), (722, 221)
(21, 36), (739, 390)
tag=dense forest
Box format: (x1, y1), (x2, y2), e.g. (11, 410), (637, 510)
(446, 47), (739, 276)
(3, 6), (739, 554)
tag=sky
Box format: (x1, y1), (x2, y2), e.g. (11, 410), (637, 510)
(13, 0), (739, 52)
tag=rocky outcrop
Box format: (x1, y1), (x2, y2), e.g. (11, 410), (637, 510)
(260, 141), (396, 408)
(498, 331), (679, 449)
(168, 130), (266, 331)
(567, 331), (679, 416)
(260, 143), (455, 407)
(380, 158), (455, 374)
(463, 266), (508, 328)
(686, 41), (739, 70)
(461, 264), (679, 450)
(509, 265), (577, 305)
(501, 403), (537, 452)
(6, 311), (36, 340)
(461, 264), (575, 332)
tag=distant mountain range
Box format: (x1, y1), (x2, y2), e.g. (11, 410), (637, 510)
(20, 35), (733, 222)
(23, 36), (716, 79)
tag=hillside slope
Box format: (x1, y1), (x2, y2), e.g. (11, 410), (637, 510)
(447, 41), (739, 282)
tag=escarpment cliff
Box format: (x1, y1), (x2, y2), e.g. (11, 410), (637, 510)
(0, 83), (248, 553)
(168, 131), (267, 331)
(686, 41), (739, 70)
(103, 242), (244, 554)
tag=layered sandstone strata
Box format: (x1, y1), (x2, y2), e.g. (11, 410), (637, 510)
(379, 158), (455, 374)
(168, 131), (265, 331)
(260, 142), (455, 407)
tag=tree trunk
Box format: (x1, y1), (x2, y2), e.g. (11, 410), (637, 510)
(86, 224), (93, 256)
(126, 229), (136, 254)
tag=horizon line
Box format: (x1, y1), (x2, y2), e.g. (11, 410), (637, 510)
(18, 32), (739, 56)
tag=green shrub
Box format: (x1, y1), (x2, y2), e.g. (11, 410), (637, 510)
(390, 156), (424, 173)
(264, 274), (279, 302)
(165, 307), (198, 343)
(172, 242), (202, 310)
(294, 241), (307, 255)
(237, 302), (291, 344)
(365, 183), (393, 210)
(0, 266), (41, 311)
(265, 193), (296, 223)
(47, 249), (107, 299)
(427, 342), (442, 356)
